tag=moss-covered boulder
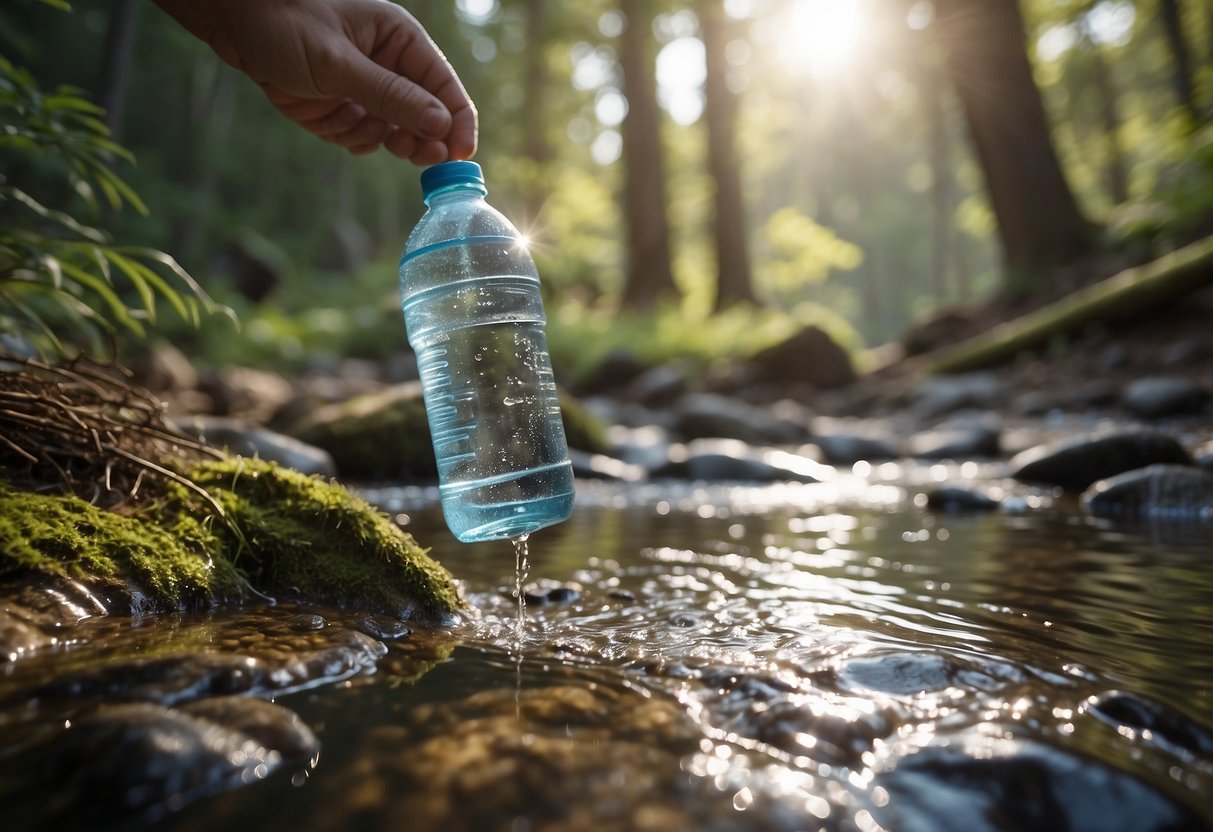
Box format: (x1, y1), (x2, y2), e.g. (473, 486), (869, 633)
(285, 381), (609, 480)
(287, 382), (436, 480)
(0, 458), (463, 623)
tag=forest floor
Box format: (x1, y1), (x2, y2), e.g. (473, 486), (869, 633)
(846, 279), (1213, 421)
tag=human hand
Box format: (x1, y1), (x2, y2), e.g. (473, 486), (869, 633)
(154, 0), (477, 164)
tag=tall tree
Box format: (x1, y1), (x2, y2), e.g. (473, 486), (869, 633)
(97, 0), (140, 141)
(1077, 10), (1129, 205)
(700, 0), (756, 310)
(618, 0), (679, 309)
(932, 0), (1096, 295)
(1158, 0), (1200, 123)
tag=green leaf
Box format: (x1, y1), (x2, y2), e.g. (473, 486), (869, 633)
(102, 249), (161, 324)
(56, 258), (144, 336)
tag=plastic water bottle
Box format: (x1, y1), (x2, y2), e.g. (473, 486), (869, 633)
(399, 161), (574, 543)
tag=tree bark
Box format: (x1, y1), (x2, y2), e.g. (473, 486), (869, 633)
(700, 0), (756, 310)
(932, 0), (1096, 295)
(618, 0), (679, 310)
(1158, 0), (1200, 122)
(96, 0), (141, 141)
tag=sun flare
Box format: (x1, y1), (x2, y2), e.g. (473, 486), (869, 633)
(777, 0), (867, 77)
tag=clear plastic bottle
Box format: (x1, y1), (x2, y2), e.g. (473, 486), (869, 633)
(399, 161), (574, 543)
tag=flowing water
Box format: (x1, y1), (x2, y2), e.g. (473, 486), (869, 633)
(1, 472), (1211, 831)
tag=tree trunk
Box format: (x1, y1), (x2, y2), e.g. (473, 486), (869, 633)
(520, 0), (551, 224)
(618, 0), (679, 310)
(1158, 0), (1200, 122)
(932, 0), (1096, 296)
(96, 0), (140, 141)
(1078, 15), (1129, 205)
(700, 0), (756, 311)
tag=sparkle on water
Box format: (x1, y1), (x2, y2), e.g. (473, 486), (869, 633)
(1, 468), (1209, 830)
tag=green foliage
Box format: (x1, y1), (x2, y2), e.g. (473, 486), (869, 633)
(760, 206), (863, 299)
(546, 297), (860, 383)
(0, 49), (233, 357)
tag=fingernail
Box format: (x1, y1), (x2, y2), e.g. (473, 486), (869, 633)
(418, 106), (448, 138)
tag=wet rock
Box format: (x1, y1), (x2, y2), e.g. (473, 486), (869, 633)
(873, 735), (1207, 832)
(287, 613), (327, 632)
(911, 373), (1007, 419)
(42, 697), (316, 822)
(1010, 430), (1192, 491)
(1195, 441), (1213, 472)
(607, 589), (638, 603)
(651, 439), (822, 483)
(568, 449), (646, 481)
(1018, 382), (1120, 415)
(812, 431), (899, 464)
(173, 415), (337, 477)
(1122, 377), (1210, 418)
(1086, 690), (1213, 757)
(1081, 464), (1213, 519)
(908, 422), (1001, 460)
(1095, 343), (1131, 371)
(923, 486), (1001, 512)
(129, 340), (199, 394)
(352, 615), (412, 640)
(746, 324), (857, 389)
(11, 628), (387, 708)
(523, 581), (583, 606)
(671, 392), (809, 445)
(1161, 338), (1212, 366)
(0, 575), (111, 662)
(607, 423), (673, 470)
(833, 650), (1023, 696)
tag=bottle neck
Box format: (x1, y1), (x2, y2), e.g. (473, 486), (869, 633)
(423, 182), (488, 207)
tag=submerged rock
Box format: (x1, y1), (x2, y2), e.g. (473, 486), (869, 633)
(37, 697), (317, 823)
(1086, 690), (1213, 757)
(1081, 464), (1213, 519)
(1010, 430), (1192, 491)
(873, 734), (1207, 832)
(651, 439), (823, 483)
(922, 486), (1001, 512)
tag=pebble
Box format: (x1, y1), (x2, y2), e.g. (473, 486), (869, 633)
(1121, 377), (1211, 419)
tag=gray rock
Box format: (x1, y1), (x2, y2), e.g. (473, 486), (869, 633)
(130, 340), (198, 394)
(671, 392), (809, 445)
(1122, 377), (1210, 418)
(911, 372), (1007, 419)
(812, 431), (899, 464)
(835, 650), (1022, 696)
(173, 415), (337, 477)
(1095, 343), (1131, 371)
(1082, 464), (1213, 519)
(651, 439), (824, 483)
(1195, 441), (1213, 472)
(923, 486), (1001, 512)
(908, 423), (1001, 460)
(572, 348), (647, 395)
(568, 449), (645, 481)
(1160, 338), (1212, 366)
(44, 697), (317, 822)
(873, 734), (1206, 832)
(1010, 430), (1192, 491)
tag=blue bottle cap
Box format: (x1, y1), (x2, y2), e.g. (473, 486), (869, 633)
(420, 161), (485, 198)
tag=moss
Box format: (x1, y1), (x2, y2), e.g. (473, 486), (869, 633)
(168, 458), (463, 622)
(288, 382), (436, 480)
(0, 483), (240, 610)
(558, 387), (610, 455)
(0, 460), (463, 623)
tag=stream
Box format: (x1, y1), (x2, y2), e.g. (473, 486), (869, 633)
(1, 471), (1210, 831)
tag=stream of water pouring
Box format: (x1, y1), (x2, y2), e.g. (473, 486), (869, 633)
(512, 533), (530, 641)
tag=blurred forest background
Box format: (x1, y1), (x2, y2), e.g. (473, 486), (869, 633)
(3, 0), (1213, 380)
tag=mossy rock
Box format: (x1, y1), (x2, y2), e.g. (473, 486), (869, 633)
(287, 381), (609, 480)
(287, 382), (437, 480)
(0, 458), (463, 623)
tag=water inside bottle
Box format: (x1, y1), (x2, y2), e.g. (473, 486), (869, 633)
(405, 275), (574, 542)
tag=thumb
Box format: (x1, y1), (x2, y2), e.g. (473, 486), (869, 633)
(330, 50), (452, 140)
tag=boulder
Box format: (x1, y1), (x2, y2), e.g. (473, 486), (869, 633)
(745, 324), (857, 389)
(670, 392), (809, 445)
(1081, 464), (1213, 519)
(1010, 430), (1192, 491)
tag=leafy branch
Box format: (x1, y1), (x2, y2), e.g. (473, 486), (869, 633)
(0, 49), (235, 357)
